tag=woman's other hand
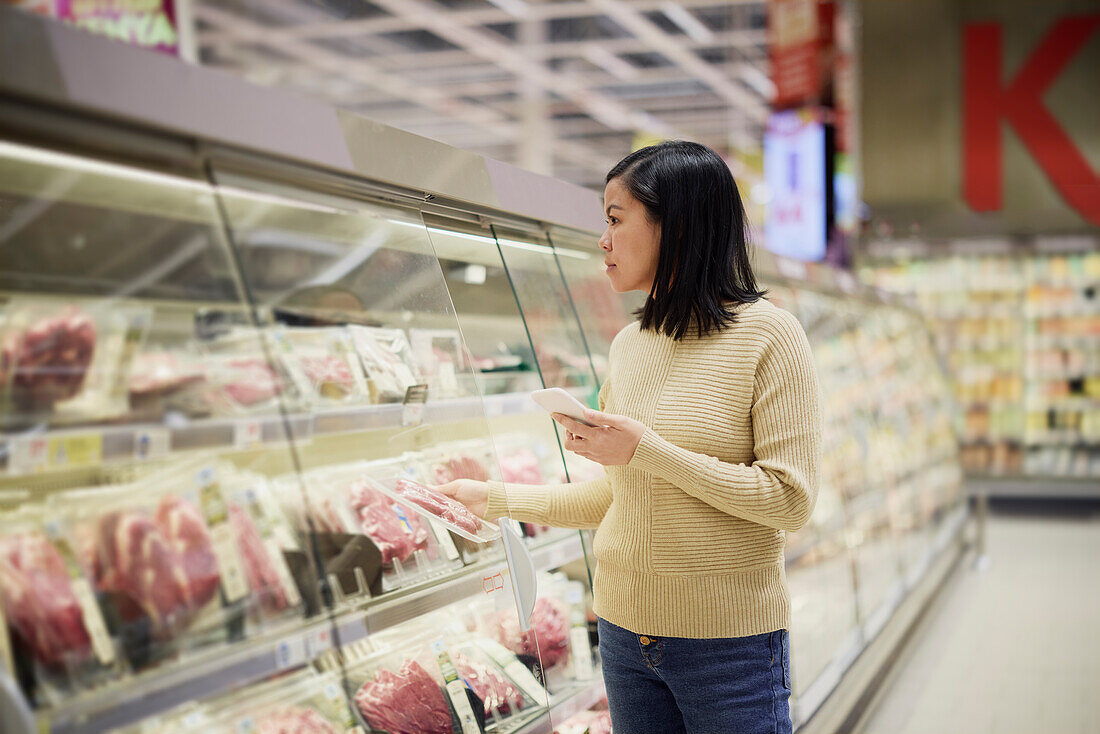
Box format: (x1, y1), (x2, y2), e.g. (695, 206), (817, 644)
(553, 409), (645, 466)
(435, 479), (490, 518)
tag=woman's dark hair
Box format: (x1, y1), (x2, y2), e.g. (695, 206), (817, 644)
(606, 140), (765, 340)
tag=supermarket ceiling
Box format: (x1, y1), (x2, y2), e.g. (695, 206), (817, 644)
(193, 0), (771, 189)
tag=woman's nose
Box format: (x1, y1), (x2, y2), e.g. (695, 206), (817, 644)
(598, 230), (612, 251)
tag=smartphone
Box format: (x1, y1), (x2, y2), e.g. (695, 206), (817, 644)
(531, 387), (594, 427)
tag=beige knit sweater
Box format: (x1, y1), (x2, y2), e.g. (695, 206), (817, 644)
(485, 299), (822, 639)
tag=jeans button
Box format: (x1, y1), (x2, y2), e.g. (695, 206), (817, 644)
(640, 636), (651, 645)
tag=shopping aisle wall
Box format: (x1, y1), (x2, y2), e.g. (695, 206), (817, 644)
(859, 504), (1100, 734)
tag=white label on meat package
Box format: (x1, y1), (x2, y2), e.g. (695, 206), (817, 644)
(264, 538), (302, 606)
(211, 523), (249, 602)
(428, 518), (460, 560)
(570, 626), (594, 680)
(72, 578), (116, 665)
(0, 605), (14, 675)
(445, 678), (481, 734)
(431, 640), (480, 734)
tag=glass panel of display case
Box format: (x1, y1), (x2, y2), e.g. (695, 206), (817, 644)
(208, 166), (590, 726)
(490, 227), (599, 402)
(0, 139), (323, 728)
(769, 285), (862, 702)
(548, 229), (645, 383)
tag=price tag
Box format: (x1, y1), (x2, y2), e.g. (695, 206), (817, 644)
(48, 433), (103, 469)
(306, 626), (334, 657)
(197, 469), (249, 603)
(428, 518), (461, 561)
(133, 428), (170, 460)
(776, 257), (808, 281)
(431, 640), (481, 734)
(402, 384), (429, 427)
(7, 436), (47, 474)
(234, 419), (263, 449)
(476, 639), (548, 702)
(274, 636), (307, 670)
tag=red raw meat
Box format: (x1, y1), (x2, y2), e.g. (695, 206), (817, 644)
(222, 359), (280, 406)
(228, 504), (288, 612)
(348, 480), (429, 565)
(355, 659), (454, 734)
(156, 495), (220, 610)
(299, 355), (354, 397)
(499, 449), (544, 485)
(5, 309), (96, 406)
(128, 352), (205, 397)
(0, 533), (92, 669)
(90, 495), (222, 633)
(395, 479), (482, 535)
(255, 706), (340, 734)
(492, 598), (570, 668)
(455, 652), (524, 717)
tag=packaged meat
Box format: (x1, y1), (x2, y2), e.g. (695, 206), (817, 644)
(348, 478), (429, 566)
(383, 477), (499, 543)
(1, 301), (151, 426)
(127, 351), (205, 398)
(498, 447), (545, 485)
(272, 327), (368, 407)
(487, 597), (570, 669)
(2, 307), (96, 407)
(347, 325), (421, 402)
(431, 453), (492, 484)
(355, 658), (454, 734)
(127, 670), (356, 734)
(225, 478), (302, 617)
(0, 521), (94, 671)
(199, 330), (299, 415)
(454, 651), (525, 718)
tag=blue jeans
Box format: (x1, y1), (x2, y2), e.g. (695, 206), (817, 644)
(598, 618), (792, 734)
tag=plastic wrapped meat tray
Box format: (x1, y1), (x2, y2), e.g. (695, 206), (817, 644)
(355, 658), (454, 734)
(370, 477), (499, 543)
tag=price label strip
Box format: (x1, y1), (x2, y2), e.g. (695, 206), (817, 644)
(432, 640), (481, 734)
(197, 468), (249, 603)
(46, 525), (115, 666)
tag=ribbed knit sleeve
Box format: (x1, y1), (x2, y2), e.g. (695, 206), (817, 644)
(627, 310), (821, 532)
(483, 476), (612, 529)
(482, 379), (615, 529)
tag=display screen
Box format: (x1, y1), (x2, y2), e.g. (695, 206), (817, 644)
(764, 108), (827, 261)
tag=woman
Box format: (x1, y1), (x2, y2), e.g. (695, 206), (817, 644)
(440, 140), (821, 734)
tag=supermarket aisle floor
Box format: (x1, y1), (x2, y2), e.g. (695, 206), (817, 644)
(859, 505), (1100, 734)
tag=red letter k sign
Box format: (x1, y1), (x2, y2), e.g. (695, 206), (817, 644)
(964, 15), (1100, 226)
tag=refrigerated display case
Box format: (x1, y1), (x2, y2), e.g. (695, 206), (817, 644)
(0, 11), (964, 733)
(862, 246), (1100, 490)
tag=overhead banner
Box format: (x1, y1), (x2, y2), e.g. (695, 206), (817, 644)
(767, 0), (834, 109)
(7, 0), (179, 55)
